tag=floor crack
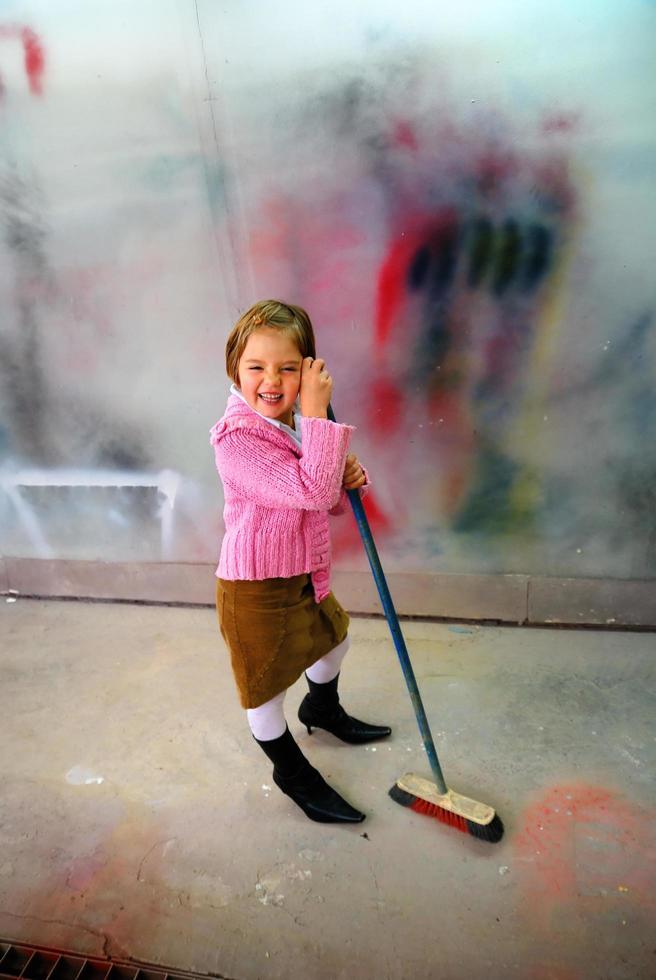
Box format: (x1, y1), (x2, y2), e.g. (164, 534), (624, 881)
(0, 909), (129, 960)
(136, 838), (177, 882)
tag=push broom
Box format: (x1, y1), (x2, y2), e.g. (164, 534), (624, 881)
(328, 406), (504, 843)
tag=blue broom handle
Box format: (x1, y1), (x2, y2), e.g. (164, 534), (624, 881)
(328, 406), (448, 795)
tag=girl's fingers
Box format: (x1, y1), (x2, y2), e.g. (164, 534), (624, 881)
(302, 357), (329, 378)
(343, 461), (365, 488)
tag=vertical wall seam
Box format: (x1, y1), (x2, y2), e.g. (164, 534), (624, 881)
(192, 0), (251, 306)
(0, 556), (9, 593)
(525, 576), (531, 625)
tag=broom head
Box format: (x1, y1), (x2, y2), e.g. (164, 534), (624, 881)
(389, 772), (504, 843)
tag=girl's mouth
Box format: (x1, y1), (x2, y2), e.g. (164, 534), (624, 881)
(259, 393), (283, 404)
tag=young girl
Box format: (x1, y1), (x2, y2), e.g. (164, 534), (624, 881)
(211, 299), (391, 824)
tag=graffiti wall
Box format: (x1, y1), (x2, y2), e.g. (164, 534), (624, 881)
(1, 0), (654, 584)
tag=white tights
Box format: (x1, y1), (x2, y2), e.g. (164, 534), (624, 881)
(247, 635), (350, 741)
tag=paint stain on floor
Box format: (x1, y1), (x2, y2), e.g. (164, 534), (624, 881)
(513, 781), (656, 975)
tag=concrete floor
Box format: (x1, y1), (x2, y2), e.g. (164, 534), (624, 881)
(1, 599), (655, 980)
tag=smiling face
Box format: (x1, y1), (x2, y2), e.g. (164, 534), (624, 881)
(237, 327), (303, 426)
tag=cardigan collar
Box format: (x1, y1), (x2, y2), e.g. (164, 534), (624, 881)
(210, 394), (303, 455)
(229, 384), (302, 448)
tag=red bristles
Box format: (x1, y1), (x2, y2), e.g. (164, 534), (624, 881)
(389, 782), (505, 843)
(409, 794), (469, 833)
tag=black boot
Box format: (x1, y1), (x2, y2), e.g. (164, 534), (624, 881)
(298, 672), (392, 744)
(254, 726), (365, 824)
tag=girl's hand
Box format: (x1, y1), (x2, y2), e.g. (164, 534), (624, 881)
(342, 453), (366, 490)
(300, 356), (333, 418)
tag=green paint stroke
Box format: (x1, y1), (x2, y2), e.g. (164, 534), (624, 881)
(453, 442), (541, 535)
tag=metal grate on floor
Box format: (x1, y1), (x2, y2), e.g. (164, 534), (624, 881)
(0, 942), (217, 980)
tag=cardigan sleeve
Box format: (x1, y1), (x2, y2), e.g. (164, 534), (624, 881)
(328, 467), (371, 516)
(214, 417), (354, 511)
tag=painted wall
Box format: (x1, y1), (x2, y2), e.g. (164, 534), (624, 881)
(1, 0), (654, 585)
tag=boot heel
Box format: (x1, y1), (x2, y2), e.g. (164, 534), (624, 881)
(298, 692), (392, 745)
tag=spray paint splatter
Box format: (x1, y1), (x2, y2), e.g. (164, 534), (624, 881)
(0, 24), (46, 97)
(514, 781), (656, 962)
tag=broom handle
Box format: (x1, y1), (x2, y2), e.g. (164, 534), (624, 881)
(328, 405), (448, 795)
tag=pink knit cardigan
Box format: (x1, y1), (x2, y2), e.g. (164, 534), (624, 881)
(210, 394), (357, 602)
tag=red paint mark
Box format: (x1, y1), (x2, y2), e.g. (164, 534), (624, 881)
(370, 377), (403, 434)
(372, 208), (462, 443)
(531, 155), (577, 215)
(65, 851), (108, 891)
(474, 149), (520, 197)
(0, 24), (46, 96)
(375, 210), (457, 348)
(542, 112), (580, 135)
(392, 120), (419, 152)
(360, 489), (392, 536)
(22, 27), (45, 95)
(483, 320), (520, 381)
(331, 487), (391, 559)
(375, 224), (421, 350)
(514, 782), (656, 936)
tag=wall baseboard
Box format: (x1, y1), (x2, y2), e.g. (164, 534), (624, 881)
(2, 557), (654, 627)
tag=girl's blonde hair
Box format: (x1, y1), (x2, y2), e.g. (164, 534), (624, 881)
(225, 300), (317, 384)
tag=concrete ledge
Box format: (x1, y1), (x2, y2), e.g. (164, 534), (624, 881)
(3, 559), (217, 605)
(331, 570), (529, 622)
(528, 576), (656, 628)
(2, 558), (654, 627)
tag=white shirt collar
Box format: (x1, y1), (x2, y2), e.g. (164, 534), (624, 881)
(230, 384), (302, 447)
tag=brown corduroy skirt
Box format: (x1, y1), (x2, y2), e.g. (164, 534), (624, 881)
(215, 573), (350, 709)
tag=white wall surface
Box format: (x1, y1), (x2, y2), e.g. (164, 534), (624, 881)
(1, 0), (654, 583)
